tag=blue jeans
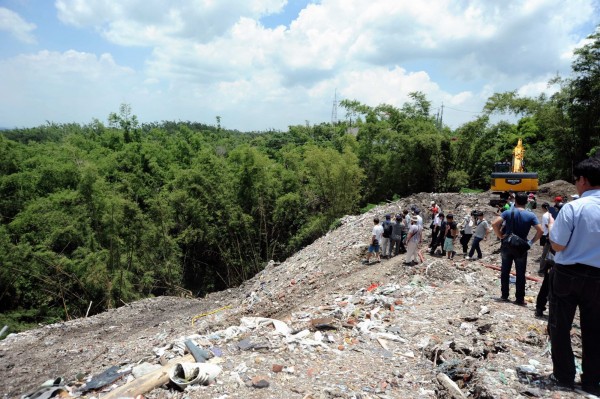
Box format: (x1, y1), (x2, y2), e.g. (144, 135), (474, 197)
(500, 246), (527, 301)
(468, 236), (483, 258)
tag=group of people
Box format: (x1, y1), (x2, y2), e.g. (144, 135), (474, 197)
(362, 156), (600, 395)
(364, 202), (493, 266)
(363, 209), (418, 265)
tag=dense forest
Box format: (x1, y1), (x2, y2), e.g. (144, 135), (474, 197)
(1, 29), (599, 333)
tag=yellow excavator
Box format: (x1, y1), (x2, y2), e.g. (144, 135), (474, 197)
(489, 138), (538, 206)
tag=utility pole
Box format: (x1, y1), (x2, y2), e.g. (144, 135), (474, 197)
(331, 89), (338, 125)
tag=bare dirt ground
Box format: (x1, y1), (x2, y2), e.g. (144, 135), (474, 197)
(3, 181), (592, 399)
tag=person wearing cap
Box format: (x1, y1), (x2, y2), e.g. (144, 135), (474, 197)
(381, 214), (393, 259)
(492, 192), (543, 305)
(404, 215), (422, 266)
(547, 157), (600, 395)
(526, 193), (537, 210)
(429, 201), (439, 224)
(550, 196), (564, 219)
(466, 211), (490, 260)
(443, 214), (458, 259)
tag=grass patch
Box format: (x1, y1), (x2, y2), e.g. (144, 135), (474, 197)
(460, 188), (484, 194)
(360, 203), (377, 213)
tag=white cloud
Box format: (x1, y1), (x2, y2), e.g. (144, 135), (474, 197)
(1, 0), (597, 130)
(0, 50), (136, 126)
(0, 7), (37, 44)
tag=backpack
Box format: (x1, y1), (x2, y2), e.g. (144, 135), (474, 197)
(382, 221), (393, 238)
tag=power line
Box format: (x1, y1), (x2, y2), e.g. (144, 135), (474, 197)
(439, 105), (484, 114)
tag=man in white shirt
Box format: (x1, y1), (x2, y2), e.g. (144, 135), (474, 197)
(364, 217), (384, 265)
(538, 202), (554, 275)
(548, 157), (600, 395)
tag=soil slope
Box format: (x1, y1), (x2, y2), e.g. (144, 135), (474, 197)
(2, 182), (588, 399)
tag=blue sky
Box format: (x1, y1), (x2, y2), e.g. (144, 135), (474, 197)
(0, 0), (598, 131)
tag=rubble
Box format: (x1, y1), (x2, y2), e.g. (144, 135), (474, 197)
(3, 187), (590, 399)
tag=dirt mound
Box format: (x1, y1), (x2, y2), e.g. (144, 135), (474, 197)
(537, 179), (576, 201)
(0, 184), (585, 399)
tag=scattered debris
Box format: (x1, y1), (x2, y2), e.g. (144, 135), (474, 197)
(2, 187), (587, 399)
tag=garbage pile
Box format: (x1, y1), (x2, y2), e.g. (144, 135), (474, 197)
(3, 185), (588, 399)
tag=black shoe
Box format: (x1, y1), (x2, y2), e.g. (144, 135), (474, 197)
(548, 374), (574, 390)
(495, 296), (510, 302)
(535, 309), (544, 318)
(513, 299), (527, 306)
(582, 382), (600, 396)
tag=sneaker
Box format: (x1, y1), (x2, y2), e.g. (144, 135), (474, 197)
(495, 296), (510, 302)
(465, 256), (471, 260)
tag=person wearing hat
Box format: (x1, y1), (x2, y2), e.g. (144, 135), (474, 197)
(404, 215), (422, 266)
(550, 196), (564, 219)
(526, 193), (537, 210)
(466, 211), (490, 260)
(429, 201), (440, 225)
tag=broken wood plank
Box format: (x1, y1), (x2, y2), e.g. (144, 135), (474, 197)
(101, 354), (194, 399)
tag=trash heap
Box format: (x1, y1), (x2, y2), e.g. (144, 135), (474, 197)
(4, 184), (587, 399)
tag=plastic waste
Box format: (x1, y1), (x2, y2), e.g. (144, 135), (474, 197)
(168, 362), (222, 388)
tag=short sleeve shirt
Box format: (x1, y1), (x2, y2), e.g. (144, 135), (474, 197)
(550, 189), (600, 267)
(372, 224), (384, 243)
(501, 208), (540, 240)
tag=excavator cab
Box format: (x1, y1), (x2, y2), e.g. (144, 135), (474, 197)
(493, 162), (511, 173)
(489, 139), (538, 206)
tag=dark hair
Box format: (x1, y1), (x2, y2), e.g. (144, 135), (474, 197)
(574, 157), (600, 186)
(446, 214), (454, 219)
(403, 209), (409, 215)
(476, 211), (484, 217)
(541, 202), (550, 210)
(515, 192), (528, 206)
(374, 217), (379, 224)
(439, 212), (444, 218)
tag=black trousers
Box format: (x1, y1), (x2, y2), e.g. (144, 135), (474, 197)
(549, 263), (600, 386)
(536, 260), (554, 312)
(460, 233), (472, 253)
